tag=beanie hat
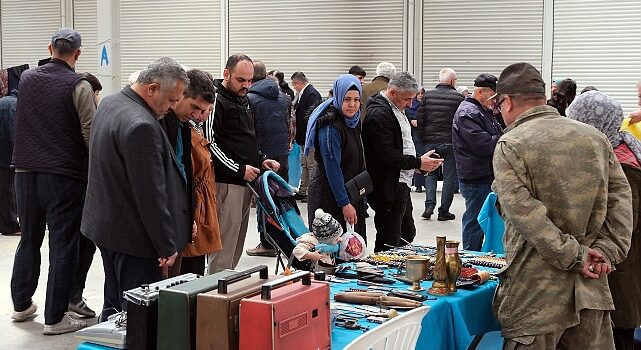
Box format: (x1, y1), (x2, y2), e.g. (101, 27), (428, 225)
(312, 209), (343, 242)
(376, 62), (397, 79)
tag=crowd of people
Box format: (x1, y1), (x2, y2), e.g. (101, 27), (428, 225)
(0, 27), (640, 350)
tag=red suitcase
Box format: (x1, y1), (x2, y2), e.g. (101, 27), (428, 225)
(239, 271), (331, 350)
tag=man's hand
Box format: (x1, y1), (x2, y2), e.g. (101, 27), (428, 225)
(629, 110), (641, 125)
(192, 221), (197, 238)
(410, 120), (418, 128)
(579, 248), (611, 279)
(158, 251), (178, 268)
(243, 165), (260, 182)
(342, 204), (357, 225)
(262, 159), (281, 172)
(419, 150), (444, 172)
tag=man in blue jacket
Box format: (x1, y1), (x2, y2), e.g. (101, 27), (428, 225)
(452, 73), (503, 251)
(246, 61), (291, 257)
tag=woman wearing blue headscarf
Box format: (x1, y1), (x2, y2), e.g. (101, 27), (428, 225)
(304, 74), (367, 240)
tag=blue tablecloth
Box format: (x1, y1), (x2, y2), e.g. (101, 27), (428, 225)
(331, 269), (500, 350)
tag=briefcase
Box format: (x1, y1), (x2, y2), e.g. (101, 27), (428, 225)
(239, 271), (331, 350)
(196, 265), (276, 350)
(124, 273), (200, 350)
(157, 270), (237, 350)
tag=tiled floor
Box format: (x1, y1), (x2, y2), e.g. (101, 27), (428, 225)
(1, 189), (499, 349)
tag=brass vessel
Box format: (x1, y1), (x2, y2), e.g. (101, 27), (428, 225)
(445, 240), (462, 292)
(428, 236), (452, 296)
(405, 255), (430, 291)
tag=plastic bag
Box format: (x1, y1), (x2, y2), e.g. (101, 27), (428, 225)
(338, 224), (367, 260)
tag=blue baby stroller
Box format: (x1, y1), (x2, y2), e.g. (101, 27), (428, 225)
(247, 171), (311, 273)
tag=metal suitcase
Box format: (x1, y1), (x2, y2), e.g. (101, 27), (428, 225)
(239, 271), (331, 350)
(196, 265), (276, 350)
(157, 270), (237, 350)
(124, 273), (200, 350)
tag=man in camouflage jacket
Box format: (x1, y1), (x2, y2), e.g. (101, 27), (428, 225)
(490, 63), (633, 349)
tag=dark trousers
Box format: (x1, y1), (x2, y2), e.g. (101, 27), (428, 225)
(424, 143), (457, 213)
(460, 182), (492, 251)
(70, 234), (96, 303)
(98, 247), (163, 322)
(401, 189), (416, 244)
(372, 184), (411, 252)
(259, 154), (289, 249)
(180, 255), (205, 275)
(613, 327), (635, 350)
(11, 172), (84, 325)
(0, 167), (20, 234)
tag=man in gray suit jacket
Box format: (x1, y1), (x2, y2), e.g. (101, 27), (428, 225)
(81, 57), (191, 321)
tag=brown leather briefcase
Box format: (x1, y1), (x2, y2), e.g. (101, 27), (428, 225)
(196, 265), (274, 350)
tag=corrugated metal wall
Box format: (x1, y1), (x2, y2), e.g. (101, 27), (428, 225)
(423, 0), (544, 89)
(553, 0), (641, 112)
(228, 0), (404, 95)
(73, 0), (98, 75)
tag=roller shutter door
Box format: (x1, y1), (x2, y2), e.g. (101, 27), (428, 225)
(423, 0), (544, 89)
(553, 0), (641, 113)
(119, 0), (222, 86)
(1, 0), (61, 69)
(73, 0), (98, 75)
(228, 0), (404, 95)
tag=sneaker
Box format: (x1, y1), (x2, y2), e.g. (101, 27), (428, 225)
(437, 212), (456, 221)
(68, 298), (96, 318)
(246, 244), (278, 257)
(421, 207), (434, 220)
(43, 313), (87, 335)
(12, 303), (37, 322)
(294, 193), (307, 201)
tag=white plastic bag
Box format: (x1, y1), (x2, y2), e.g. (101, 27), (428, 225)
(338, 224), (367, 260)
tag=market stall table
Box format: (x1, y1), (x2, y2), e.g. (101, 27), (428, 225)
(330, 262), (501, 350)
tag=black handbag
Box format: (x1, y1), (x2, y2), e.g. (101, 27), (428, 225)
(344, 171), (373, 204)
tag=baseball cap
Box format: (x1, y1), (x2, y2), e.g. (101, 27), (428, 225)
(489, 62), (545, 100)
(51, 28), (82, 50)
(473, 73), (498, 91)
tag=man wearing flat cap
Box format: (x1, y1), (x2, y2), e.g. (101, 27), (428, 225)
(491, 62), (632, 349)
(452, 73), (503, 251)
(10, 28), (95, 334)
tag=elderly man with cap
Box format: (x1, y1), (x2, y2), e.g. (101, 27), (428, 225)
(10, 28), (96, 334)
(491, 62), (632, 349)
(452, 73), (503, 251)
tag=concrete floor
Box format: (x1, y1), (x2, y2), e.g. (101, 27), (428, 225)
(1, 188), (468, 349)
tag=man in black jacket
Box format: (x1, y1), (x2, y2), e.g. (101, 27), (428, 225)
(203, 54), (280, 273)
(246, 61), (291, 257)
(10, 28), (96, 334)
(453, 74), (503, 251)
(0, 89), (20, 236)
(363, 72), (443, 252)
(82, 57), (190, 322)
(418, 68), (464, 221)
(291, 71), (322, 202)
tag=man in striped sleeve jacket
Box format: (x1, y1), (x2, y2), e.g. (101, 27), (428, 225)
(203, 54), (279, 274)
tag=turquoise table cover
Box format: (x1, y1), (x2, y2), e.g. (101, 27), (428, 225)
(331, 266), (500, 349)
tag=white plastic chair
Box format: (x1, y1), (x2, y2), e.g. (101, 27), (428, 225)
(342, 306), (430, 350)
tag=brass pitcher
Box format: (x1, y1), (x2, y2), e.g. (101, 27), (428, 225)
(445, 240), (462, 292)
(405, 255), (430, 291)
(428, 236), (452, 296)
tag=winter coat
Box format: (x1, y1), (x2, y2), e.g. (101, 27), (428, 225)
(418, 84), (464, 144)
(360, 76), (390, 119)
(248, 79), (290, 158)
(452, 96), (503, 183)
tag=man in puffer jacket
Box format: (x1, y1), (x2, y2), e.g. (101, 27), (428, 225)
(246, 61), (291, 257)
(418, 68), (464, 221)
